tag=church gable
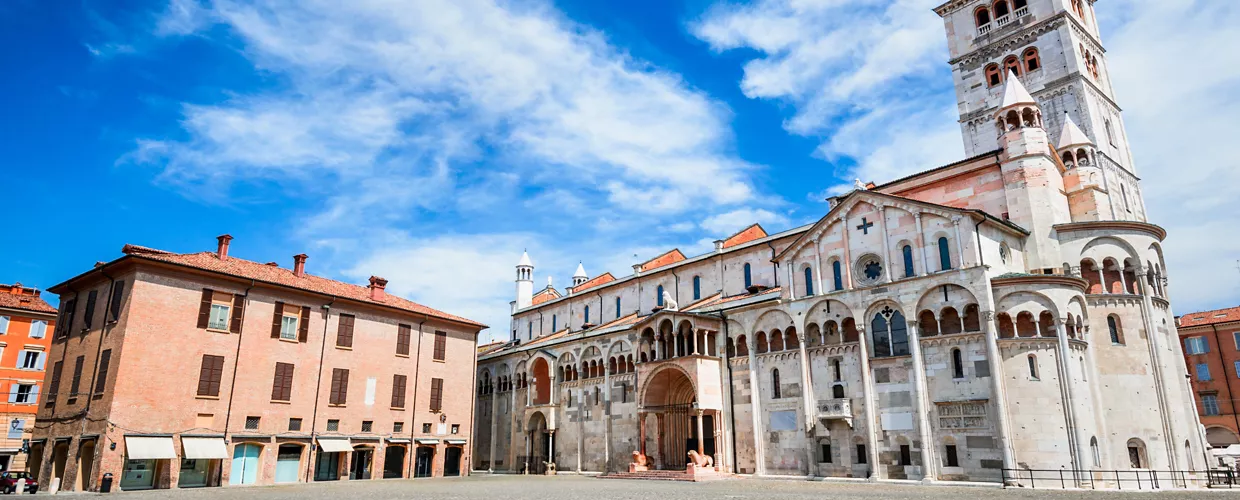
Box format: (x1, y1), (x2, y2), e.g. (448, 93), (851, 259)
(721, 223), (768, 249)
(638, 249), (687, 272)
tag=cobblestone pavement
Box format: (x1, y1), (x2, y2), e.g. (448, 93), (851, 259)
(104, 474), (1239, 499)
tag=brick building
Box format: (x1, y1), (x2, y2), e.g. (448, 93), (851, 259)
(1178, 306), (1240, 450)
(30, 235), (484, 492)
(0, 283), (56, 473)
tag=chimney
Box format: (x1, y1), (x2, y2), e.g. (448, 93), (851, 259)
(293, 254), (308, 277)
(216, 234), (233, 259)
(369, 276), (388, 301)
(713, 240), (725, 253)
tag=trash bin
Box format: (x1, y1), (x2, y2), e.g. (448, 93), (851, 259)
(100, 473), (114, 493)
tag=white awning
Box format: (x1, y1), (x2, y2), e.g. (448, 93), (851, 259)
(445, 439), (467, 445)
(415, 438), (440, 445)
(125, 436), (177, 460)
(317, 438), (352, 453)
(181, 437), (228, 459)
(386, 438), (410, 443)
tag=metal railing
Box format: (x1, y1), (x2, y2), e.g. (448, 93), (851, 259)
(1001, 468), (1235, 489)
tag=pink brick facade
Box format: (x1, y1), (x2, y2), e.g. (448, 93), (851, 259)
(31, 240), (483, 492)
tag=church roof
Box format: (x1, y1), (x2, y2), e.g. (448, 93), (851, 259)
(721, 224), (768, 249)
(531, 286), (562, 306)
(999, 72), (1036, 109)
(1057, 113), (1093, 150)
(1178, 306), (1240, 328)
(571, 272), (616, 294)
(517, 251), (533, 267)
(573, 263), (588, 278)
(638, 249), (687, 272)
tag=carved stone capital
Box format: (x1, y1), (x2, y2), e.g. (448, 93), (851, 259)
(981, 310), (996, 321)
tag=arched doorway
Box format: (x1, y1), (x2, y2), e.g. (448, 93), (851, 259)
(531, 358), (551, 405)
(526, 412), (550, 474)
(350, 445), (374, 480)
(229, 443), (262, 485)
(641, 367), (699, 470)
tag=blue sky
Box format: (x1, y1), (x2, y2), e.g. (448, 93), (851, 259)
(2, 0), (1238, 341)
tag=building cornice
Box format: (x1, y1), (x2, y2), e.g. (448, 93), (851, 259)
(1053, 220), (1167, 241)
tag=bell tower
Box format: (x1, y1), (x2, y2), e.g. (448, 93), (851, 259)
(934, 0), (1146, 222)
(515, 251), (534, 310)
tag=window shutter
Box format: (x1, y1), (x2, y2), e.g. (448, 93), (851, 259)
(298, 306), (311, 342)
(392, 374), (407, 408)
(16, 351), (26, 369)
(94, 350), (112, 394)
(430, 378), (443, 412)
(0, 316), (7, 334)
(337, 315), (355, 348)
(328, 370), (341, 404)
(36, 352), (46, 371)
(7, 385), (16, 403)
(434, 331), (446, 360)
(49, 362), (63, 403)
(272, 363), (294, 401)
(198, 355), (224, 397)
(108, 281), (124, 321)
(338, 368), (349, 403)
(330, 368), (349, 405)
(197, 289), (213, 329)
(397, 324), (411, 355)
(210, 356), (224, 396)
(271, 301), (284, 339)
(197, 357), (212, 396)
(30, 385), (39, 405)
(84, 290), (97, 329)
(71, 356), (84, 394)
(230, 294), (245, 334)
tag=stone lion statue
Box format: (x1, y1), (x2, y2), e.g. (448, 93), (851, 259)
(629, 451), (649, 472)
(687, 450), (713, 468)
(662, 290), (678, 311)
(543, 460), (557, 475)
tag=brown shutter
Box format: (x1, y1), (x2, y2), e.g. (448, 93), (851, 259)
(271, 301), (284, 338)
(429, 378), (443, 412)
(71, 356), (85, 394)
(197, 289), (213, 329)
(330, 368), (349, 405)
(84, 290), (97, 329)
(230, 294), (246, 333)
(328, 369), (342, 404)
(108, 281), (124, 322)
(397, 324), (411, 355)
(298, 306), (311, 342)
(433, 331), (447, 360)
(338, 368), (349, 403)
(391, 374), (407, 408)
(198, 355), (225, 397)
(337, 314), (355, 348)
(272, 363), (294, 401)
(48, 361), (63, 403)
(94, 349), (112, 394)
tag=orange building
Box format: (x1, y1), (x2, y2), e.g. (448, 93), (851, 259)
(0, 283), (56, 472)
(1178, 306), (1240, 451)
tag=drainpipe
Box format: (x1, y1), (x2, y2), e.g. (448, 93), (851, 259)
(1211, 324), (1240, 433)
(406, 317), (427, 478)
(218, 279), (255, 486)
(466, 323), (480, 476)
(304, 298), (334, 483)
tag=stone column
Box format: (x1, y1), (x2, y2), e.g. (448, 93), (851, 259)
(489, 392), (499, 471)
(1118, 263), (1129, 294)
(1054, 319), (1083, 478)
(638, 412), (648, 456)
(951, 217), (965, 268)
(980, 309), (1017, 475)
(907, 321), (936, 482)
(813, 238), (826, 296)
(878, 205), (894, 282)
(549, 430), (557, 470)
(841, 216), (854, 289)
(655, 413), (666, 469)
(746, 334), (766, 475)
(915, 213), (930, 275)
(695, 410), (706, 456)
(1097, 267), (1106, 293)
(796, 320), (817, 478)
(787, 263), (797, 300)
(603, 362), (611, 472)
(856, 326), (881, 479)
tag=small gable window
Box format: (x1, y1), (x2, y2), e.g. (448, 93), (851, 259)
(938, 237), (953, 271)
(902, 245), (915, 278)
(804, 267), (814, 296)
(693, 276), (701, 301)
(656, 285), (665, 307)
(584, 306), (590, 325)
(832, 261), (843, 291)
(615, 297), (621, 319)
(743, 263), (753, 289)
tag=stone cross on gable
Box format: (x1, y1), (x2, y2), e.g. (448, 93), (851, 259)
(856, 217), (875, 234)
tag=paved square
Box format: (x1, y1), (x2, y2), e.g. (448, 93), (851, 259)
(111, 475), (1234, 499)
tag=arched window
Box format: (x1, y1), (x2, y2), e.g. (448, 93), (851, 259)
(692, 276), (701, 301)
(656, 285), (665, 307)
(528, 321), (532, 339)
(1108, 315), (1123, 344)
(615, 297), (622, 319)
(938, 237), (953, 270)
(832, 261), (843, 290)
(993, 0), (1010, 18)
(726, 337), (735, 358)
(1090, 437), (1101, 467)
(772, 369), (782, 399)
(871, 308), (909, 358)
(1028, 354), (1039, 380)
(974, 6), (991, 27)
(985, 63), (1002, 87)
(1013, 0), (1027, 9)
(743, 263), (753, 289)
(832, 359), (842, 381)
(552, 315), (557, 332)
(1127, 438), (1147, 468)
(832, 384), (845, 399)
(1003, 55), (1020, 78)
(756, 332), (768, 354)
(952, 348), (965, 379)
(804, 267), (814, 296)
(584, 306), (590, 324)
(736, 335), (748, 356)
(902, 245), (915, 278)
(1023, 47), (1041, 72)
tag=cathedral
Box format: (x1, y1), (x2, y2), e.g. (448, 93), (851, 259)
(472, 0), (1207, 485)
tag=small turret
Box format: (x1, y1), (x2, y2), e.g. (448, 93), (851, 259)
(994, 70), (1043, 137)
(1057, 112), (1095, 169)
(515, 251), (534, 309)
(572, 262), (588, 289)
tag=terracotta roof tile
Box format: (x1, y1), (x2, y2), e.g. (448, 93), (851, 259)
(119, 245), (485, 328)
(639, 249), (686, 272)
(531, 286), (562, 306)
(722, 224), (768, 249)
(572, 273), (616, 294)
(0, 284), (57, 314)
(1178, 306), (1240, 328)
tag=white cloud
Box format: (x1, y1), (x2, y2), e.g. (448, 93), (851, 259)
(692, 0), (962, 192)
(700, 208), (789, 236)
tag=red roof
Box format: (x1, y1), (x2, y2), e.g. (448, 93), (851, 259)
(1178, 306), (1240, 328)
(639, 249), (686, 272)
(572, 272), (616, 294)
(117, 245), (485, 328)
(531, 286), (562, 306)
(0, 284), (57, 315)
(721, 224), (768, 249)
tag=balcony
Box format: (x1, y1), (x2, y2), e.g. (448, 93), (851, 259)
(994, 14), (1012, 28)
(1014, 6), (1028, 17)
(816, 398), (853, 427)
(977, 23), (992, 35)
